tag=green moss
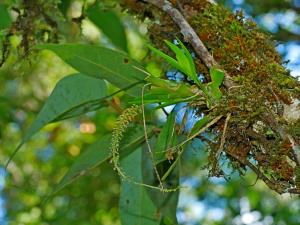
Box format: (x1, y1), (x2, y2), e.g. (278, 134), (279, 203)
(289, 120), (300, 140)
(124, 0), (300, 193)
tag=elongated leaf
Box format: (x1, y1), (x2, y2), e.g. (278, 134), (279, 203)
(149, 41), (201, 88)
(155, 112), (178, 163)
(146, 76), (193, 97)
(130, 75), (195, 105)
(148, 45), (184, 72)
(189, 116), (211, 137)
(35, 44), (146, 96)
(24, 74), (107, 142)
(52, 125), (154, 194)
(208, 84), (222, 100)
(53, 99), (108, 122)
(142, 145), (180, 225)
(54, 134), (111, 193)
(120, 148), (160, 225)
(210, 67), (225, 86)
(87, 6), (128, 52)
(176, 38), (196, 77)
(130, 85), (194, 105)
(6, 74), (108, 168)
(131, 97), (194, 107)
(0, 4), (11, 31)
(165, 40), (190, 75)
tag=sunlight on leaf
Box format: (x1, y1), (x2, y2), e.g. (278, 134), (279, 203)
(35, 44), (146, 96)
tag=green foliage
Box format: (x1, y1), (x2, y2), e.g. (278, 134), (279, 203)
(53, 125), (153, 194)
(6, 73), (108, 168)
(35, 44), (146, 96)
(120, 146), (179, 225)
(206, 67), (225, 101)
(189, 116), (211, 137)
(148, 40), (225, 104)
(142, 146), (180, 225)
(120, 148), (159, 225)
(131, 76), (196, 106)
(155, 111), (178, 163)
(0, 4), (11, 31)
(120, 149), (160, 225)
(87, 5), (128, 52)
(148, 39), (204, 90)
(53, 134), (112, 194)
(22, 73), (107, 140)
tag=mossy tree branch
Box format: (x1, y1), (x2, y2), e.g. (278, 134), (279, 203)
(144, 0), (234, 88)
(145, 0), (300, 194)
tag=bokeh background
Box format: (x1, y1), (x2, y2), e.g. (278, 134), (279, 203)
(0, 0), (299, 224)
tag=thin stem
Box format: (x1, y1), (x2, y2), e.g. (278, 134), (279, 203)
(142, 84), (165, 191)
(216, 113), (231, 158)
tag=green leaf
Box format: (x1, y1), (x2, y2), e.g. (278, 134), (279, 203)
(6, 74), (108, 168)
(0, 4), (11, 31)
(24, 73), (107, 142)
(142, 145), (180, 225)
(52, 125), (154, 194)
(58, 0), (72, 17)
(120, 148), (160, 225)
(206, 68), (225, 101)
(148, 45), (183, 72)
(35, 44), (146, 96)
(149, 40), (202, 88)
(208, 84), (222, 100)
(210, 67), (225, 86)
(87, 6), (128, 52)
(54, 134), (111, 194)
(155, 111), (178, 163)
(146, 76), (193, 97)
(130, 75), (195, 105)
(176, 38), (196, 77)
(130, 85), (195, 106)
(164, 40), (190, 75)
(189, 116), (211, 137)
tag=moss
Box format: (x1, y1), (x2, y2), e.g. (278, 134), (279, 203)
(121, 0), (300, 193)
(289, 120), (300, 142)
(189, 4), (300, 191)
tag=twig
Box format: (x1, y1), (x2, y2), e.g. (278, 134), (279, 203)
(287, 135), (300, 166)
(176, 0), (186, 17)
(142, 84), (165, 191)
(216, 113), (231, 158)
(160, 105), (169, 116)
(226, 150), (285, 194)
(177, 115), (223, 149)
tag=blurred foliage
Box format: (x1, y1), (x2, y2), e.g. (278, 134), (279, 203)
(218, 0), (300, 55)
(0, 0), (299, 225)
